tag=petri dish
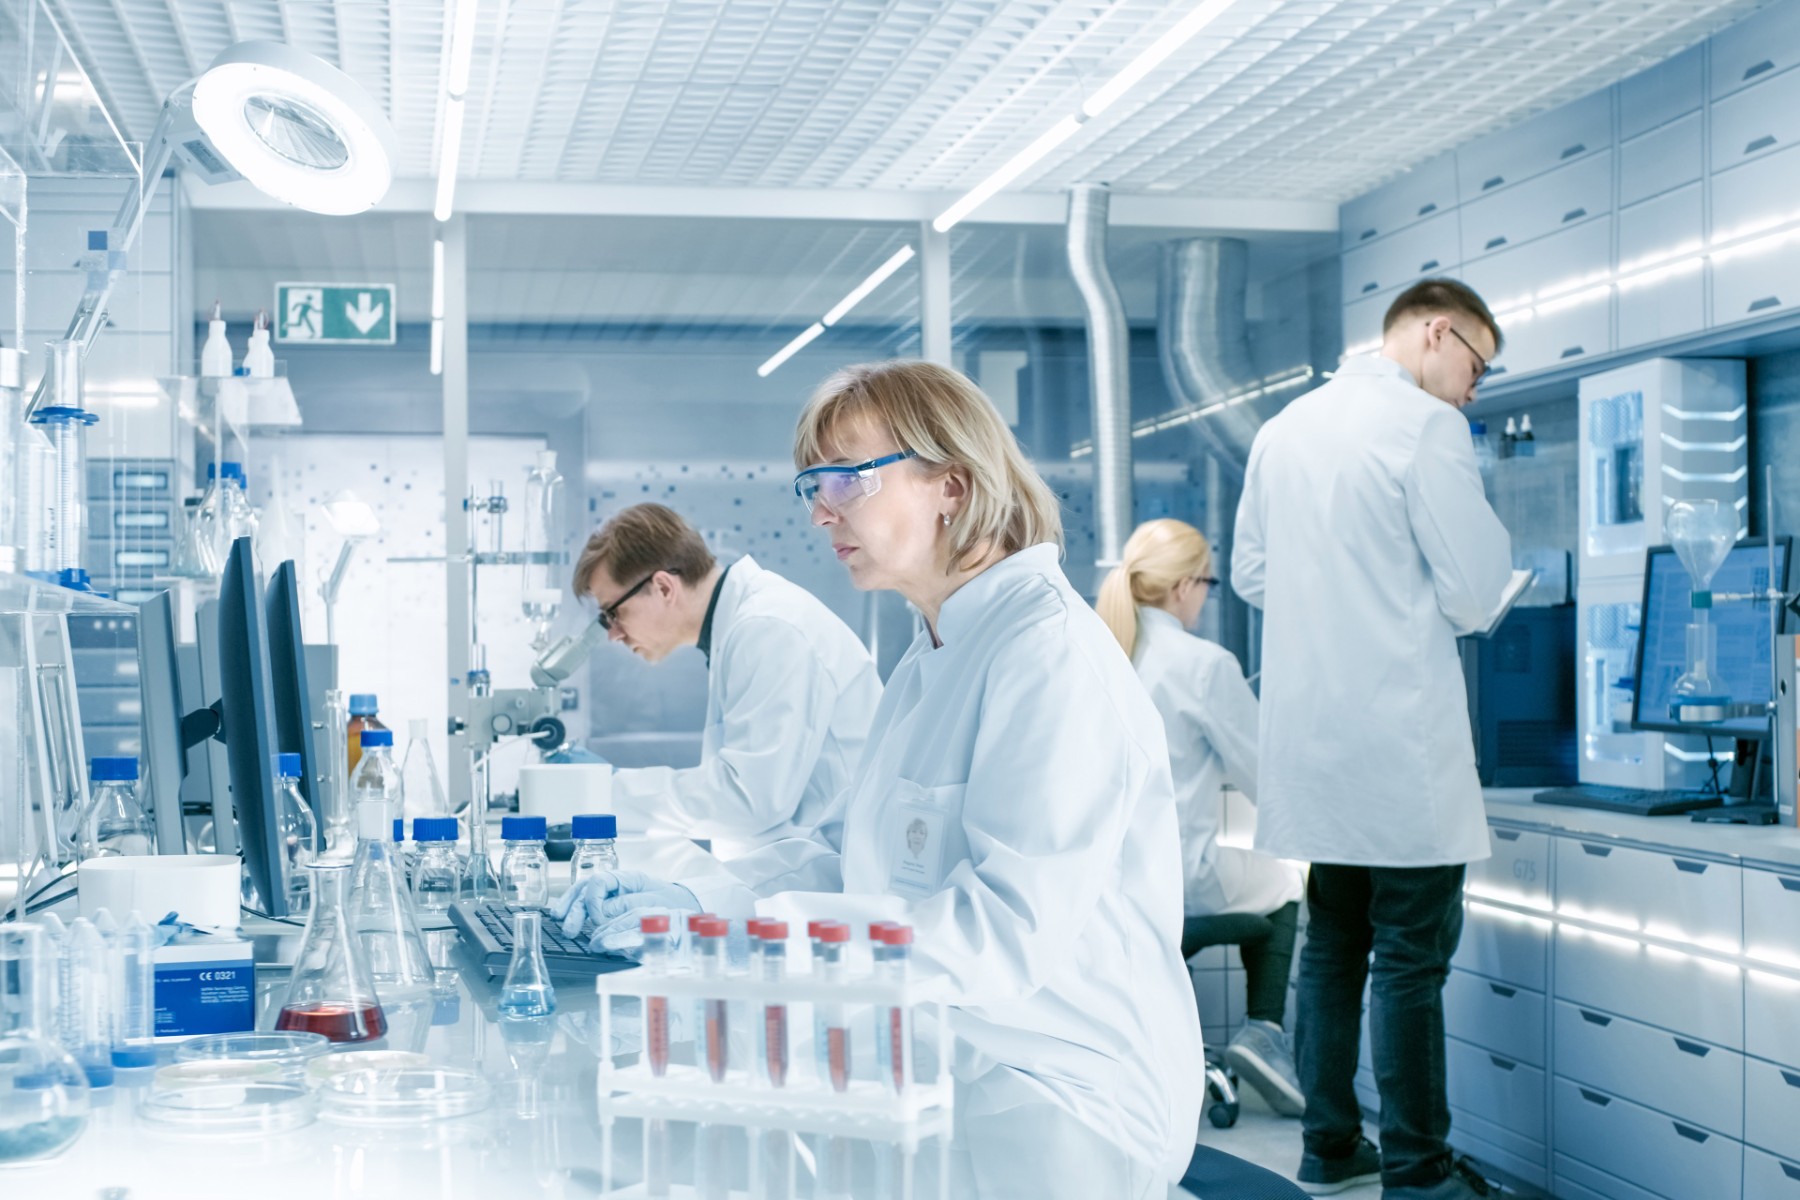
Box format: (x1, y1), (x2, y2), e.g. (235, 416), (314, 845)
(316, 1066), (492, 1125)
(305, 1050), (430, 1087)
(174, 1032), (332, 1079)
(153, 1059), (284, 1090)
(138, 1082), (317, 1136)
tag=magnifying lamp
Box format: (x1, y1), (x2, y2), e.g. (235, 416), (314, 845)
(321, 490), (381, 647)
(28, 40), (398, 413)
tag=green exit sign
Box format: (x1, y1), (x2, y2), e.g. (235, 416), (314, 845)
(275, 282), (396, 345)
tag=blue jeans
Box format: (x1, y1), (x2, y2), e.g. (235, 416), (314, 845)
(1295, 863), (1467, 1189)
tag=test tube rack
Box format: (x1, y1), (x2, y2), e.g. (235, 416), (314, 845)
(595, 968), (954, 1123)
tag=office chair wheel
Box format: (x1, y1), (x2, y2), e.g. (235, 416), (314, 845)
(1208, 1098), (1240, 1128)
(1205, 1068), (1240, 1128)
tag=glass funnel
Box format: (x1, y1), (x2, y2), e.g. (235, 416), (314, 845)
(0, 924), (90, 1164)
(275, 861), (388, 1043)
(1666, 499), (1737, 718)
(347, 797), (436, 1002)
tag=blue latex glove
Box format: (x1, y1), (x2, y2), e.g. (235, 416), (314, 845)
(549, 869), (698, 943)
(545, 745), (609, 766)
(584, 887), (706, 958)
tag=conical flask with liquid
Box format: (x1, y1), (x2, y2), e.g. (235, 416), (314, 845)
(275, 862), (388, 1043)
(0, 923), (90, 1163)
(348, 796), (436, 1002)
(498, 910), (556, 1019)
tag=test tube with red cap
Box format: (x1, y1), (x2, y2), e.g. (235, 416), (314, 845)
(686, 912), (715, 1070)
(869, 921), (898, 1081)
(640, 914), (672, 1076)
(880, 925), (914, 1094)
(758, 921), (790, 1087)
(695, 916), (731, 1082)
(809, 921), (853, 1091)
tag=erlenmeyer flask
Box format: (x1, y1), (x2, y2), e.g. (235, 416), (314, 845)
(348, 797), (436, 1002)
(275, 861), (388, 1043)
(498, 911), (556, 1019)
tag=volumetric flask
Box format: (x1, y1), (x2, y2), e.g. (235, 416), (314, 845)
(276, 862), (388, 1043)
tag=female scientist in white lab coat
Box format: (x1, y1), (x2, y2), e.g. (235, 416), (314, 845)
(556, 360), (1204, 1193)
(1097, 518), (1307, 1117)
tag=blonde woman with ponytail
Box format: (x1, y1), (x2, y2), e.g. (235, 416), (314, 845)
(1100, 518), (1307, 1118)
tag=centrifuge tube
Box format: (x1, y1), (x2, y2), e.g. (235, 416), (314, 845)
(869, 921), (896, 1085)
(639, 915), (672, 1077)
(695, 916), (730, 1083)
(880, 925), (913, 1094)
(758, 921), (789, 1088)
(810, 921), (852, 1092)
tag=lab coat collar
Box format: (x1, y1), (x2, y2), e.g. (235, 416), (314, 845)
(932, 542), (1064, 649)
(706, 555), (761, 655)
(1137, 605), (1184, 637)
(1337, 353), (1418, 389)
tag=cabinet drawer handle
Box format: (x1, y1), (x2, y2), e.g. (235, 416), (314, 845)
(1580, 1010), (1613, 1027)
(1747, 135), (1779, 156)
(1673, 859), (1708, 874)
(1362, 282), (1380, 295)
(1560, 143), (1587, 160)
(1784, 1162), (1800, 1182)
(1751, 296), (1783, 313)
(1780, 1069), (1800, 1088)
(1494, 829), (1521, 842)
(1672, 1122), (1709, 1144)
(1673, 1038), (1710, 1057)
(1488, 983), (1517, 998)
(1482, 175), (1505, 191)
(1563, 208), (1588, 223)
(1745, 59), (1776, 82)
(1778, 876), (1800, 892)
(1581, 843), (1612, 857)
(1417, 203), (1437, 217)
(1359, 228), (1377, 242)
(1484, 237), (1508, 251)
(1420, 259), (1441, 272)
(1488, 1055), (1517, 1071)
(1579, 1088), (1611, 1107)
(1560, 346), (1586, 359)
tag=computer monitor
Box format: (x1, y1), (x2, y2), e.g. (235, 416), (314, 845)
(135, 591), (191, 854)
(264, 560), (321, 855)
(1633, 536), (1792, 740)
(217, 536), (289, 917)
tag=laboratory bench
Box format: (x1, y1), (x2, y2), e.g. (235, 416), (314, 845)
(1350, 789), (1800, 1200)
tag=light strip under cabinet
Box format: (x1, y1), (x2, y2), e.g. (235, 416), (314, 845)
(1462, 888), (1772, 981)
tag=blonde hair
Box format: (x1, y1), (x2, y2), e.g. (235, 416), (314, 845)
(1097, 519), (1214, 659)
(793, 360), (1062, 571)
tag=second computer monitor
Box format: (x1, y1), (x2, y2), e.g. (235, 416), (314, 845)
(1633, 536), (1792, 739)
(217, 536), (289, 917)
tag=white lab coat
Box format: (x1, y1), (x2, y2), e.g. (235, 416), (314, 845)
(1132, 606), (1305, 917)
(1232, 354), (1512, 867)
(685, 545), (1204, 1182)
(609, 555), (882, 861)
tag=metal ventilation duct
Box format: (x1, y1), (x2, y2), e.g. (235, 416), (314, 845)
(1066, 183), (1131, 569)
(1157, 237), (1266, 478)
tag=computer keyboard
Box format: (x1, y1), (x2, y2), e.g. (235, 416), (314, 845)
(448, 900), (638, 979)
(1532, 784), (1724, 817)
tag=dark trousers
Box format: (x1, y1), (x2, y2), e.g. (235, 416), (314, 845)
(1180, 901), (1301, 1028)
(1295, 863), (1467, 1189)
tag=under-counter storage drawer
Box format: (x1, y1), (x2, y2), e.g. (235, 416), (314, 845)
(1748, 966), (1800, 1068)
(1459, 152), (1610, 263)
(1465, 824), (1551, 908)
(1445, 1037), (1543, 1142)
(1744, 868), (1800, 963)
(1453, 898), (1549, 991)
(1747, 1147), (1800, 1197)
(1554, 1078), (1741, 1200)
(1554, 837), (1741, 948)
(1442, 968), (1543, 1067)
(1747, 1057), (1800, 1162)
(1553, 1001), (1743, 1136)
(1553, 925), (1743, 1050)
(1340, 211), (1459, 305)
(1555, 1155), (1674, 1200)
(1447, 1106), (1545, 1191)
(1339, 152), (1458, 251)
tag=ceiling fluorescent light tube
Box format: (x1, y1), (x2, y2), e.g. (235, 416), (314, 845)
(757, 322), (827, 378)
(448, 0), (480, 97)
(430, 319), (444, 376)
(434, 98), (466, 221)
(431, 239), (445, 320)
(823, 246), (916, 326)
(933, 115), (1083, 232)
(1082, 0), (1236, 118)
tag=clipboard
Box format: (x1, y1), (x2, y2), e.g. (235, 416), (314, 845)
(1471, 569), (1537, 639)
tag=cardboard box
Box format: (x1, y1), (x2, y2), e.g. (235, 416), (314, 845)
(153, 938), (255, 1039)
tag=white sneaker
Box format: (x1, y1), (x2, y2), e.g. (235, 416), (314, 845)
(1223, 1019), (1306, 1117)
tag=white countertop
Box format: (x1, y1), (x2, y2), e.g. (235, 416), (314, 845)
(1484, 787), (1800, 873)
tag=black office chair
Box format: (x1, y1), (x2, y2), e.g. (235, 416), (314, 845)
(1184, 911), (1280, 1130)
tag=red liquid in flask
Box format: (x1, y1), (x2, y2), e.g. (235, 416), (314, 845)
(827, 1025), (851, 1092)
(645, 995), (669, 1077)
(276, 1002), (387, 1043)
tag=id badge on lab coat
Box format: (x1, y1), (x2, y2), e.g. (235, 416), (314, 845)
(888, 781), (953, 900)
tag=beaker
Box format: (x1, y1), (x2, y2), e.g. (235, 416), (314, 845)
(0, 924), (91, 1164)
(348, 797), (436, 1002)
(275, 861), (388, 1043)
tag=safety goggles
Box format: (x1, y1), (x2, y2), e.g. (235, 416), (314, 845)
(792, 450), (917, 516)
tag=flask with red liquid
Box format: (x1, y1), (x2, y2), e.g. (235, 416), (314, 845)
(275, 860), (388, 1042)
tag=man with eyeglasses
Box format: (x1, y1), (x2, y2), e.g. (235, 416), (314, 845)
(566, 503), (881, 863)
(1232, 278), (1513, 1200)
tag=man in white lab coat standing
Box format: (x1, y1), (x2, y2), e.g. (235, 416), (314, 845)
(1233, 279), (1513, 1200)
(570, 504), (882, 862)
